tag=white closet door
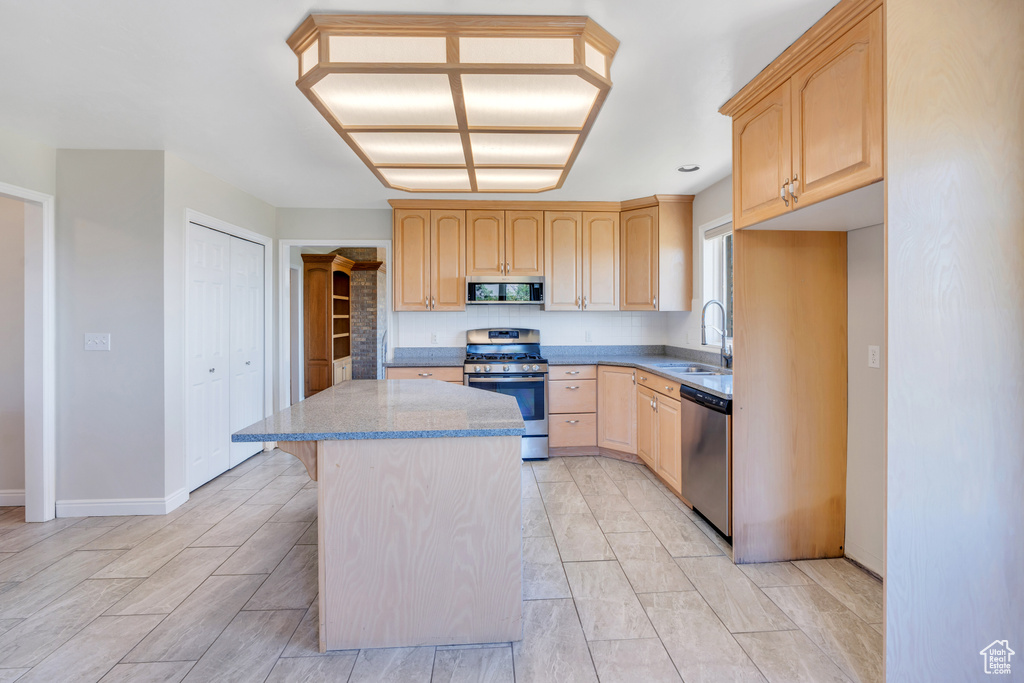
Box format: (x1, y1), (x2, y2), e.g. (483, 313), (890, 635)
(187, 223), (231, 491)
(229, 236), (265, 466)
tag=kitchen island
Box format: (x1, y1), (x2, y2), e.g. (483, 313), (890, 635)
(233, 380), (525, 652)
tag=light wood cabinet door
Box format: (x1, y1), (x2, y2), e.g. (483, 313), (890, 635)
(636, 385), (657, 469)
(506, 211), (543, 276)
(582, 212), (619, 311)
(620, 207), (658, 310)
(791, 8), (882, 208)
(654, 395), (683, 495)
(544, 212), (582, 311)
(466, 210), (504, 276)
(597, 366), (637, 454)
(430, 210), (466, 311)
(732, 80), (792, 229)
(393, 209), (431, 311)
(549, 379), (597, 414)
(550, 413), (597, 448)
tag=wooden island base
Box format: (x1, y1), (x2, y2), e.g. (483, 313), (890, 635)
(285, 435), (522, 652)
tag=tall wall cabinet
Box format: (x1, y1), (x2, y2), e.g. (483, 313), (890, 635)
(186, 222), (265, 492)
(302, 254), (353, 397)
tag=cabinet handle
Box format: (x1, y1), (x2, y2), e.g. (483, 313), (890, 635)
(653, 398), (658, 412)
(632, 373), (636, 385)
(499, 262), (504, 274)
(790, 174), (799, 204)
(506, 261), (510, 273)
(431, 296), (435, 309)
(576, 295), (581, 309)
(652, 296), (657, 308)
(665, 386), (673, 392)
(566, 371), (580, 375)
(424, 296), (429, 310)
(418, 373), (433, 377)
(781, 178), (790, 207)
(640, 376), (647, 381)
(566, 385), (580, 390)
(583, 295), (588, 309)
(565, 419), (580, 424)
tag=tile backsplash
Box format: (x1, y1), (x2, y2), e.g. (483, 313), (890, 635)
(394, 307), (670, 347)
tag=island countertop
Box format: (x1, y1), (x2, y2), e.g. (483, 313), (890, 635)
(233, 379), (526, 442)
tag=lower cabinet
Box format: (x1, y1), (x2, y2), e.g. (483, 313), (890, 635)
(597, 365), (637, 454)
(636, 383), (683, 496)
(549, 365), (597, 448)
(385, 366), (464, 384)
(333, 357), (352, 385)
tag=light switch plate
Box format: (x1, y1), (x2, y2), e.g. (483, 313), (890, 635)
(868, 345), (880, 368)
(85, 333), (111, 351)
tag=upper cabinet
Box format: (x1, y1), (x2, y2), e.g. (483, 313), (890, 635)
(545, 211), (620, 311)
(466, 210), (544, 277)
(722, 2), (883, 230)
(393, 208), (465, 312)
(620, 197), (693, 311)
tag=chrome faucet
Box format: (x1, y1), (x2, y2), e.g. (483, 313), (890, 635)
(701, 300), (732, 369)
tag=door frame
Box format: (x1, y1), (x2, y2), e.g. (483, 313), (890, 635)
(278, 239), (392, 410)
(0, 181), (56, 522)
(182, 210), (274, 491)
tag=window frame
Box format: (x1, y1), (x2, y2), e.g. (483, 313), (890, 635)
(699, 214), (733, 347)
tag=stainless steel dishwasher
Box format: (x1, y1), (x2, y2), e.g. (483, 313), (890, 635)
(678, 384), (732, 537)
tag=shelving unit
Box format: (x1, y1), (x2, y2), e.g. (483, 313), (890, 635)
(302, 253), (354, 397)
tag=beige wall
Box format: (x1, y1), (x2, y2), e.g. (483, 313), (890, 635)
(0, 126), (55, 195)
(162, 153), (277, 498)
(0, 196), (25, 499)
(846, 224), (884, 576)
(887, 0), (1023, 675)
(55, 150), (167, 503)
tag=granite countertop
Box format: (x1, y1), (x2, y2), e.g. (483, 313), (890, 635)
(547, 354), (733, 400)
(233, 380), (525, 442)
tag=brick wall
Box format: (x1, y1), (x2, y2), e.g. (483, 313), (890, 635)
(335, 249), (386, 380)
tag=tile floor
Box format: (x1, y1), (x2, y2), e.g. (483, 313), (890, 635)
(0, 451), (884, 682)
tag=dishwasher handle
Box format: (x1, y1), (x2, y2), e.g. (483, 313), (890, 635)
(678, 383), (732, 415)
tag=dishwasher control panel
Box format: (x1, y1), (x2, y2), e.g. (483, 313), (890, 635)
(679, 384), (732, 414)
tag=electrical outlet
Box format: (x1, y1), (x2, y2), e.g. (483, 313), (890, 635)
(430, 332), (438, 345)
(585, 330), (592, 342)
(85, 333), (111, 351)
(868, 345), (880, 369)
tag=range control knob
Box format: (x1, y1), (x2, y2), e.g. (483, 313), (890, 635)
(503, 365), (510, 372)
(474, 365), (481, 372)
(531, 365), (540, 371)
(484, 365), (492, 372)
(522, 364), (530, 371)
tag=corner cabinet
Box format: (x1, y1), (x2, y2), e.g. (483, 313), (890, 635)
(724, 4), (883, 229)
(620, 197), (693, 311)
(393, 209), (465, 312)
(302, 254), (353, 397)
(597, 365), (637, 454)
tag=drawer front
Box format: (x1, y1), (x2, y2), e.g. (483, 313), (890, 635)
(549, 365), (597, 380)
(549, 413), (597, 448)
(549, 379), (597, 413)
(386, 366), (464, 382)
(636, 372), (681, 400)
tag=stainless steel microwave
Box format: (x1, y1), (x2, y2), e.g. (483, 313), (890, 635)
(466, 276), (544, 305)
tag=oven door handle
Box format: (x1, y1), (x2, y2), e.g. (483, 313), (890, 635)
(467, 376), (544, 384)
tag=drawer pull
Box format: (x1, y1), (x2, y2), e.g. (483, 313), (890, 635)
(566, 386), (580, 390)
(418, 373), (433, 377)
(665, 386), (674, 392)
(565, 419), (580, 424)
(565, 371), (580, 375)
(640, 376), (647, 381)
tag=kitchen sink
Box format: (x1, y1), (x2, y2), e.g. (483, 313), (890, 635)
(653, 362), (727, 376)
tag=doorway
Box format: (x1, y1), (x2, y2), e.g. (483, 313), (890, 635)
(0, 181), (56, 522)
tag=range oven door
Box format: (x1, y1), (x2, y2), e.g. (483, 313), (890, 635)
(465, 375), (547, 437)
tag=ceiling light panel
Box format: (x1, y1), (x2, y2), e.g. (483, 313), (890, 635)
(351, 132), (466, 165)
(289, 14), (618, 192)
(312, 73), (458, 127)
(470, 133), (578, 166)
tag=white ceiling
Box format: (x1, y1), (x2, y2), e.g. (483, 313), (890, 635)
(0, 0), (838, 209)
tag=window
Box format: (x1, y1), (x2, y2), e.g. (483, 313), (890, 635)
(702, 222), (733, 345)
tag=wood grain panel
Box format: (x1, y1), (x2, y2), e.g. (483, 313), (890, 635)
(393, 210), (431, 311)
(581, 212), (619, 310)
(548, 379), (597, 414)
(733, 81), (792, 229)
(597, 365), (637, 454)
(506, 211), (544, 276)
(317, 436), (521, 650)
(549, 365), (597, 380)
(549, 413), (598, 448)
(636, 385), (656, 469)
(544, 212), (582, 311)
(637, 373), (681, 400)
(430, 210), (466, 311)
(619, 207), (658, 310)
(886, 0), (1024, 678)
(732, 230), (847, 564)
(385, 367), (464, 382)
(466, 210), (504, 276)
(654, 395), (682, 496)
(792, 8), (883, 208)
(655, 198), (693, 311)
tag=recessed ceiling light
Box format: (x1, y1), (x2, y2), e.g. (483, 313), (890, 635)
(677, 164), (701, 172)
(288, 14), (620, 193)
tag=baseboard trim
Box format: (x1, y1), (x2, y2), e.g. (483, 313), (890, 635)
(0, 489), (26, 506)
(844, 541), (885, 579)
(56, 487), (189, 517)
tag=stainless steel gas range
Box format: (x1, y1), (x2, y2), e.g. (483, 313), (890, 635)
(463, 328), (548, 460)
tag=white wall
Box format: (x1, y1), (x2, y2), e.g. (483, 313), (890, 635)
(0, 126), (55, 195)
(887, 0), (1023, 675)
(55, 150), (167, 506)
(666, 174), (732, 348)
(846, 224), (885, 576)
(163, 153), (277, 500)
(277, 208), (391, 241)
(0, 196), (25, 502)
